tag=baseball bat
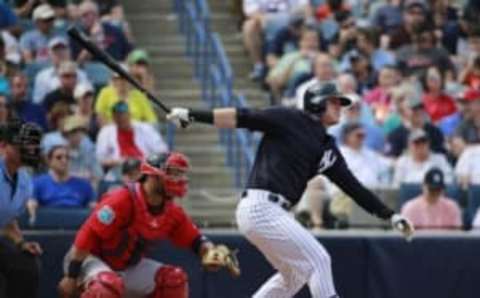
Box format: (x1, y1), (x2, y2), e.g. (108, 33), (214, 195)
(67, 26), (188, 127)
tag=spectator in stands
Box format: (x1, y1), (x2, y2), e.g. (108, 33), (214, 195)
(315, 0), (350, 21)
(329, 95), (385, 152)
(73, 82), (99, 140)
(401, 167), (462, 229)
(62, 115), (102, 189)
(9, 72), (48, 130)
(339, 122), (392, 188)
(349, 51), (376, 94)
(29, 145), (96, 210)
(370, 0), (403, 34)
(2, 30), (22, 67)
(19, 4), (61, 63)
(455, 91), (480, 144)
(71, 1), (131, 63)
(242, 0), (311, 80)
(295, 53), (335, 104)
(396, 26), (454, 79)
(392, 129), (453, 187)
(364, 65), (401, 124)
(387, 0), (428, 50)
(455, 141), (480, 189)
(438, 88), (480, 138)
(265, 14), (305, 68)
(459, 55), (480, 90)
(340, 27), (396, 72)
(0, 36), (10, 95)
(95, 66), (158, 125)
(32, 36), (90, 104)
(127, 49), (154, 91)
(96, 101), (167, 180)
(42, 61), (78, 129)
(421, 66), (457, 123)
(267, 27), (319, 99)
(386, 95), (446, 157)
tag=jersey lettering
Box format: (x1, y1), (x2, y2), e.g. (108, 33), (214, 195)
(317, 150), (337, 173)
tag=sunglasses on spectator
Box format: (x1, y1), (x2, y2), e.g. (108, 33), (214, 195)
(408, 8), (424, 15)
(341, 22), (355, 29)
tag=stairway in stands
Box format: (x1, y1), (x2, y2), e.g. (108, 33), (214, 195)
(123, 0), (238, 226)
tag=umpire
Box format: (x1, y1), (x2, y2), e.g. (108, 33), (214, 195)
(167, 82), (414, 298)
(0, 120), (43, 298)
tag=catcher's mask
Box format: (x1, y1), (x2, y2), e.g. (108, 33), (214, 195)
(0, 120), (43, 167)
(140, 152), (190, 198)
(303, 83), (352, 115)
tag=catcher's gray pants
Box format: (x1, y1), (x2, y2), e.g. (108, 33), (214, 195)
(64, 252), (162, 298)
(236, 189), (338, 298)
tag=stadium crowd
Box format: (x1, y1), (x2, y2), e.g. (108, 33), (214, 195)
(1, 0), (480, 233)
(238, 0), (480, 230)
(0, 0), (168, 217)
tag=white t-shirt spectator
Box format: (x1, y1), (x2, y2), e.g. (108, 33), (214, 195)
(243, 0), (307, 16)
(455, 145), (480, 185)
(96, 121), (167, 165)
(33, 66), (90, 104)
(393, 153), (453, 187)
(339, 146), (392, 188)
(1, 30), (21, 64)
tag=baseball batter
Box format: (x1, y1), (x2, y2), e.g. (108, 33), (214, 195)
(57, 152), (239, 298)
(167, 82), (414, 298)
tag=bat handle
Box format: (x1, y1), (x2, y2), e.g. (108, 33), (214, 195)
(180, 119), (190, 128)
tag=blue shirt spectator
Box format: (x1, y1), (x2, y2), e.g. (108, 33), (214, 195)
(32, 145), (95, 207)
(0, 3), (17, 29)
(0, 157), (33, 228)
(9, 73), (48, 130)
(33, 173), (95, 207)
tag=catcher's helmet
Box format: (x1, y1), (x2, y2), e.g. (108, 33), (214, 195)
(140, 152), (190, 198)
(0, 120), (42, 167)
(303, 83), (352, 115)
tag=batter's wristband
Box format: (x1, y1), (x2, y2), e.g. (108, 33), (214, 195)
(67, 260), (83, 278)
(189, 109), (214, 124)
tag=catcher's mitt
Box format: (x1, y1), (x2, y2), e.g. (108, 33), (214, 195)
(202, 244), (241, 277)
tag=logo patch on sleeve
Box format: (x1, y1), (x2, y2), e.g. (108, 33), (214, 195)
(97, 206), (115, 225)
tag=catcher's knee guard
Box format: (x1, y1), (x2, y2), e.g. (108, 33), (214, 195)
(148, 265), (188, 298)
(81, 271), (124, 298)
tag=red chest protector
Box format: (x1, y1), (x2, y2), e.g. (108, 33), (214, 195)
(97, 184), (181, 271)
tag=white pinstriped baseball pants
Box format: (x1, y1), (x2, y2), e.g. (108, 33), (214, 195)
(236, 189), (338, 298)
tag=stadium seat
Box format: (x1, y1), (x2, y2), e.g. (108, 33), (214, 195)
(18, 208), (91, 230)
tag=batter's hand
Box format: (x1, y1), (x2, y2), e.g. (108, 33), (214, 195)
(166, 107), (191, 128)
(202, 244), (241, 277)
(391, 214), (414, 241)
(58, 276), (78, 298)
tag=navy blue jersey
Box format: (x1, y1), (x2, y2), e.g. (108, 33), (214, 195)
(237, 106), (393, 219)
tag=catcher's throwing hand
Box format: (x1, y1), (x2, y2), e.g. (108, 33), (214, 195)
(202, 244), (241, 277)
(167, 107), (191, 128)
(391, 214), (415, 241)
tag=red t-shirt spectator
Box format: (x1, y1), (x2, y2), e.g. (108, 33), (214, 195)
(463, 71), (480, 90)
(117, 128), (143, 159)
(422, 92), (457, 123)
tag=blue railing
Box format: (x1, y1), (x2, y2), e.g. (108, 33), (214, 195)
(172, 0), (257, 188)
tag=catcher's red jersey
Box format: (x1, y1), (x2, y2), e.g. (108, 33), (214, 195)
(74, 183), (200, 270)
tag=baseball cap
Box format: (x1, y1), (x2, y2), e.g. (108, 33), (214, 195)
(112, 101), (129, 114)
(48, 37), (68, 50)
(74, 83), (94, 100)
(408, 129), (428, 143)
(405, 0), (427, 12)
(424, 167), (445, 189)
(127, 49), (150, 65)
(58, 61), (77, 75)
(62, 115), (88, 133)
(33, 4), (55, 21)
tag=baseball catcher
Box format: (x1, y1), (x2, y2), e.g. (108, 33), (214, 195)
(57, 152), (240, 298)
